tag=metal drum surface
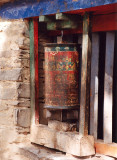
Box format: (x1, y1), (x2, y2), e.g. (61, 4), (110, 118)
(44, 43), (79, 109)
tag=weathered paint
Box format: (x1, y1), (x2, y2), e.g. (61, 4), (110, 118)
(79, 12), (92, 135)
(0, 0), (116, 19)
(44, 43), (79, 109)
(29, 19), (35, 125)
(34, 19), (39, 124)
(48, 13), (117, 35)
(30, 19), (39, 125)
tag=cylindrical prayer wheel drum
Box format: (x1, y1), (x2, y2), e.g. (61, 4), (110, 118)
(44, 43), (79, 109)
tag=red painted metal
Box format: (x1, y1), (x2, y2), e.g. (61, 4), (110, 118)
(34, 19), (39, 124)
(44, 43), (79, 109)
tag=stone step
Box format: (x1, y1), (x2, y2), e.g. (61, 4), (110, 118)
(18, 143), (80, 160)
(17, 143), (115, 160)
(31, 124), (95, 157)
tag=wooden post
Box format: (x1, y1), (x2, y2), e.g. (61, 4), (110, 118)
(29, 19), (35, 125)
(104, 32), (115, 143)
(79, 12), (92, 135)
(34, 19), (39, 124)
(90, 33), (99, 139)
(29, 19), (39, 125)
(113, 31), (117, 143)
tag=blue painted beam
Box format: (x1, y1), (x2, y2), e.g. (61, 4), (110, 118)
(0, 0), (117, 19)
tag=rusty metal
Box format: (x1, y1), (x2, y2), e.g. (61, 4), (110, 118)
(44, 43), (79, 109)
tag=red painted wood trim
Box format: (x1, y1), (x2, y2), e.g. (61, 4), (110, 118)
(48, 13), (117, 36)
(34, 19), (39, 124)
(66, 3), (117, 15)
(92, 13), (117, 32)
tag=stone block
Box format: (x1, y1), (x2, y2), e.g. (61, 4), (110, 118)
(0, 68), (21, 81)
(17, 99), (30, 107)
(31, 125), (95, 157)
(0, 107), (14, 126)
(21, 68), (30, 82)
(0, 58), (21, 69)
(0, 87), (17, 100)
(31, 125), (56, 149)
(15, 126), (30, 134)
(0, 100), (19, 107)
(43, 109), (63, 121)
(56, 132), (81, 156)
(0, 50), (20, 58)
(48, 120), (76, 132)
(14, 108), (31, 128)
(0, 126), (29, 149)
(18, 83), (30, 98)
(21, 59), (30, 68)
(24, 37), (30, 46)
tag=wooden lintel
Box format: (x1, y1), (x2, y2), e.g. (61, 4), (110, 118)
(56, 13), (69, 20)
(56, 13), (81, 21)
(95, 140), (117, 158)
(48, 13), (117, 36)
(47, 20), (79, 30)
(79, 12), (92, 135)
(39, 15), (54, 22)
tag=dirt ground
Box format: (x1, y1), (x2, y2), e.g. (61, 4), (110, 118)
(0, 141), (115, 160)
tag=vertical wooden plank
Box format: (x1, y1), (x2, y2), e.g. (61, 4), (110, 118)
(90, 33), (99, 139)
(104, 32), (115, 143)
(29, 19), (35, 125)
(34, 19), (39, 124)
(79, 12), (92, 135)
(113, 31), (117, 143)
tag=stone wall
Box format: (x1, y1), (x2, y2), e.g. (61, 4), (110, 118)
(0, 19), (30, 157)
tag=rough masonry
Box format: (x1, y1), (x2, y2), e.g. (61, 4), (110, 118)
(0, 19), (31, 159)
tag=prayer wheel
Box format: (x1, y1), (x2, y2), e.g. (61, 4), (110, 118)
(44, 43), (79, 109)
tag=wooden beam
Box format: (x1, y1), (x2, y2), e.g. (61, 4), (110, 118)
(48, 13), (117, 36)
(95, 140), (117, 158)
(47, 20), (79, 30)
(56, 13), (69, 20)
(34, 19), (39, 124)
(29, 19), (35, 125)
(90, 33), (99, 139)
(56, 13), (79, 21)
(79, 12), (92, 135)
(104, 32), (115, 143)
(29, 19), (39, 125)
(39, 15), (54, 22)
(92, 13), (117, 32)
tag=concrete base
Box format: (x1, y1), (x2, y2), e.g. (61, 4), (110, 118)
(31, 124), (95, 157)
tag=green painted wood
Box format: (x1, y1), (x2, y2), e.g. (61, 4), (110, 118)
(56, 13), (69, 20)
(61, 20), (78, 29)
(47, 21), (57, 30)
(39, 15), (54, 22)
(79, 12), (92, 135)
(29, 19), (35, 125)
(56, 13), (80, 21)
(47, 20), (78, 30)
